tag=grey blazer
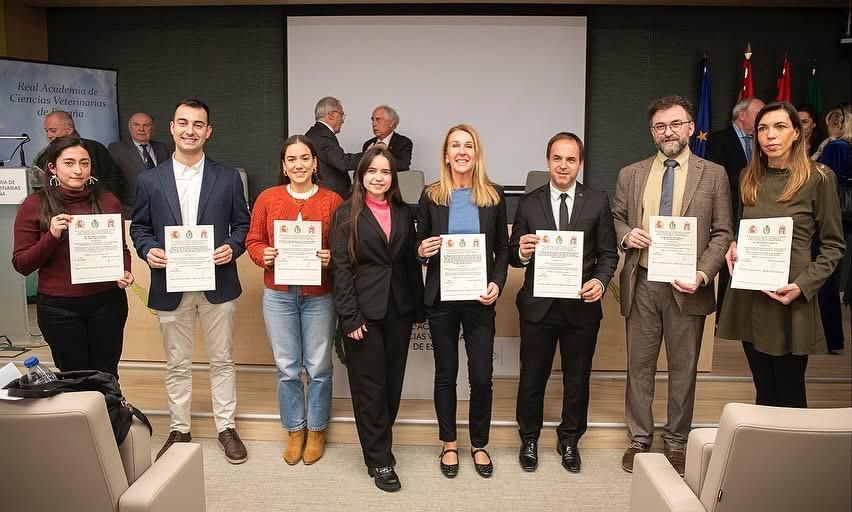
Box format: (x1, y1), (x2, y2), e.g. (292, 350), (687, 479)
(611, 154), (733, 317)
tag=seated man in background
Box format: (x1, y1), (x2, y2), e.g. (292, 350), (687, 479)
(362, 105), (413, 171)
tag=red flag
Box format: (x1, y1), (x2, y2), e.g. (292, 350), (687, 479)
(775, 55), (791, 102)
(738, 43), (754, 100)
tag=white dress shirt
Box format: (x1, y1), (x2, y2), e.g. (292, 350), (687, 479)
(173, 155), (205, 226)
(550, 181), (576, 228)
(135, 141), (158, 166)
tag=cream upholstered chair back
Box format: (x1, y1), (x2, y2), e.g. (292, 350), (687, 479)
(524, 170), (549, 193)
(398, 169), (425, 204)
(697, 403), (852, 512)
(0, 390), (205, 512)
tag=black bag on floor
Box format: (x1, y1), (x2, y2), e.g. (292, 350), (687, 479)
(3, 370), (152, 444)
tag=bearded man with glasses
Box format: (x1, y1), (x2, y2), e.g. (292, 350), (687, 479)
(611, 95), (733, 476)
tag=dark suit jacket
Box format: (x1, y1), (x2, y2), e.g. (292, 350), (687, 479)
(416, 185), (510, 307)
(130, 157), (250, 311)
(305, 121), (362, 198)
(36, 136), (126, 202)
(612, 154), (733, 317)
(361, 132), (413, 171)
(108, 138), (171, 207)
(509, 182), (619, 323)
(706, 124), (747, 221)
(330, 200), (425, 333)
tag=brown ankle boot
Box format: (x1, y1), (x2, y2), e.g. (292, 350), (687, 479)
(303, 429), (326, 465)
(283, 428), (306, 465)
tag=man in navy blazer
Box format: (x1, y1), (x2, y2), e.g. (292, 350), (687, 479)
(361, 105), (413, 171)
(130, 98), (250, 464)
(509, 132), (618, 474)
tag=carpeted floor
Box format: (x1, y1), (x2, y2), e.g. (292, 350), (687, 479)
(153, 436), (633, 511)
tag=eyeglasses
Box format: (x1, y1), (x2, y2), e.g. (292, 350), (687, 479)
(651, 120), (693, 134)
(331, 110), (347, 120)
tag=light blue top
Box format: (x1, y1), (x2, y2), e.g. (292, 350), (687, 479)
(448, 188), (480, 234)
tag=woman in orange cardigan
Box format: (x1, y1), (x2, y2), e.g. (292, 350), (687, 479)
(246, 135), (343, 465)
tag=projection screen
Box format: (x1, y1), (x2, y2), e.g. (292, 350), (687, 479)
(287, 16), (587, 187)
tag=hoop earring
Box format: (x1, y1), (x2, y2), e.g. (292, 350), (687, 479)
(49, 174), (60, 187)
(86, 176), (99, 187)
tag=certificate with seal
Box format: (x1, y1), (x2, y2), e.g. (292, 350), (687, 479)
(273, 220), (322, 286)
(440, 234), (487, 301)
(164, 225), (215, 292)
(68, 213), (124, 284)
(647, 216), (697, 283)
(533, 230), (584, 299)
(731, 217), (794, 291)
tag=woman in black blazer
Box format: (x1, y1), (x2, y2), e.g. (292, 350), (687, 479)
(330, 147), (424, 493)
(416, 124), (509, 479)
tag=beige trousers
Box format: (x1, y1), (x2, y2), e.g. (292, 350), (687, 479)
(158, 291), (237, 433)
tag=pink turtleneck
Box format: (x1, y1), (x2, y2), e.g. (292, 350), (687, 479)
(365, 194), (391, 240)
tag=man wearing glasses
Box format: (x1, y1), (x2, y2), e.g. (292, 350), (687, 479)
(612, 95), (732, 476)
(305, 96), (363, 198)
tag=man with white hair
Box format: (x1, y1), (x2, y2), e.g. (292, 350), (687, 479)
(361, 105), (413, 171)
(706, 96), (764, 316)
(305, 96), (362, 198)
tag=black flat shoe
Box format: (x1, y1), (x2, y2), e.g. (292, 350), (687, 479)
(368, 466), (401, 492)
(471, 448), (494, 478)
(439, 448), (459, 478)
(557, 443), (582, 473)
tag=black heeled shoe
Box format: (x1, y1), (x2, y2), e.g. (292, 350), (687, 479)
(439, 448), (459, 478)
(471, 448), (493, 478)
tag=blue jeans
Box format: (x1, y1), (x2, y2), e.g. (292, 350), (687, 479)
(262, 288), (336, 431)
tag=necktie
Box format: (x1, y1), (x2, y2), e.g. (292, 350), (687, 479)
(743, 135), (753, 162)
(140, 144), (155, 169)
(660, 159), (677, 216)
(559, 192), (569, 230)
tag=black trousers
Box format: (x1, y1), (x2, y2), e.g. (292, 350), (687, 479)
(516, 301), (600, 446)
(36, 288), (129, 378)
(345, 299), (414, 468)
(427, 301), (495, 448)
(742, 341), (809, 408)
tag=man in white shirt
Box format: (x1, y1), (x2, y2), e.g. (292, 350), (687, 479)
(130, 98), (250, 464)
(109, 112), (172, 213)
(509, 132), (618, 474)
(361, 105), (413, 171)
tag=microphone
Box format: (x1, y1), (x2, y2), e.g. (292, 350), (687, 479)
(20, 133), (30, 167)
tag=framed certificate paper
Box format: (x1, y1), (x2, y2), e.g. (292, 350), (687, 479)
(731, 217), (793, 291)
(164, 225), (215, 293)
(533, 230), (583, 299)
(647, 216), (698, 283)
(68, 213), (124, 284)
(440, 234), (487, 301)
(273, 220), (322, 286)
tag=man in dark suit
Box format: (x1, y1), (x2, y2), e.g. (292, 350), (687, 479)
(510, 132), (618, 474)
(361, 105), (413, 171)
(37, 110), (126, 201)
(613, 96), (732, 476)
(305, 96), (362, 198)
(109, 112), (172, 213)
(705, 97), (764, 316)
(130, 98), (250, 465)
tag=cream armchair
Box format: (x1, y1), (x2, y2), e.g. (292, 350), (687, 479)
(630, 402), (852, 512)
(0, 391), (205, 511)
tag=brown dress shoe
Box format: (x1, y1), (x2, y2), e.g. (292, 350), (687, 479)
(156, 430), (192, 461)
(621, 441), (649, 473)
(302, 429), (326, 465)
(218, 428), (248, 464)
(664, 443), (686, 476)
(283, 428), (307, 465)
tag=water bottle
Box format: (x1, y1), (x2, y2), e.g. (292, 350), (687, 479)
(23, 356), (57, 385)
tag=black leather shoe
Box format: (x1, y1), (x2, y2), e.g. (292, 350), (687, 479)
(518, 439), (538, 472)
(471, 448), (494, 478)
(368, 466), (401, 492)
(439, 448), (459, 479)
(557, 443), (582, 473)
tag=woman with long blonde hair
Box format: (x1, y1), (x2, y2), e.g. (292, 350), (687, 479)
(718, 102), (845, 407)
(416, 124), (509, 479)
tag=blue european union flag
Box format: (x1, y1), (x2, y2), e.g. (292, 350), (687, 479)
(691, 57), (711, 158)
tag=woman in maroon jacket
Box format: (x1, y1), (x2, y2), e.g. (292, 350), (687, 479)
(12, 136), (134, 377)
